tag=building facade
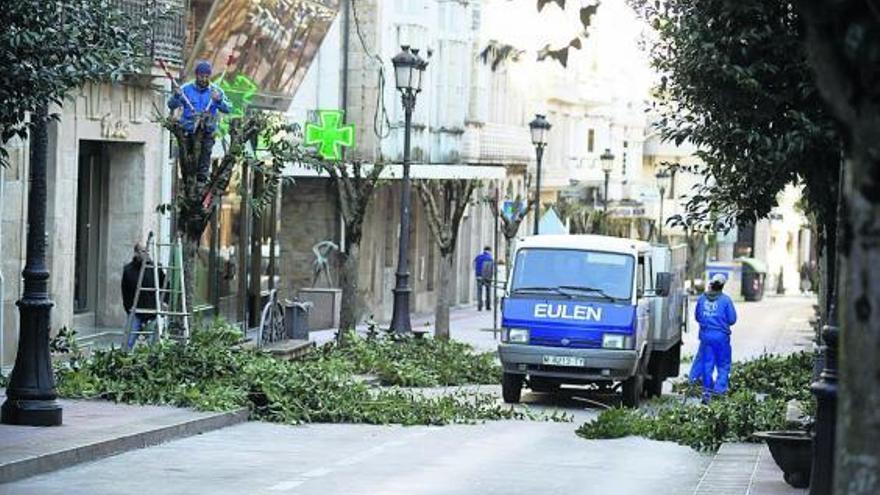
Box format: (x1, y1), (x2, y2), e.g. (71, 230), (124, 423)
(278, 0), (505, 327)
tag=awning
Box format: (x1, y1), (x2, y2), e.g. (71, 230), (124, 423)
(283, 163), (507, 180)
(539, 207), (568, 235)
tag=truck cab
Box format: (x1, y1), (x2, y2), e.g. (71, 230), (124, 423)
(498, 235), (685, 407)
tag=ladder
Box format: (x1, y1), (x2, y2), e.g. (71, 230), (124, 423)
(124, 231), (191, 348)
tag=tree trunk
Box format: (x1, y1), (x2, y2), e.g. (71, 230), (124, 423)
(504, 235), (515, 284)
(337, 243), (361, 344)
(434, 252), (454, 340)
(181, 233), (200, 320)
(836, 155), (880, 495)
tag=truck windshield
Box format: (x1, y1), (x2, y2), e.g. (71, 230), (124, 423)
(510, 248), (634, 301)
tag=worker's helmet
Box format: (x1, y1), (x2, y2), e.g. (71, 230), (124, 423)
(195, 61), (213, 76)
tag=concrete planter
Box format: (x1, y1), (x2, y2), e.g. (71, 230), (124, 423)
(753, 430), (813, 488)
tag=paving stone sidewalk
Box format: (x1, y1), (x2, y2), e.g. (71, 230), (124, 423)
(0, 390), (247, 484)
(694, 443), (807, 495)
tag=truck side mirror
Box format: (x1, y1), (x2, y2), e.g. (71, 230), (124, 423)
(655, 272), (672, 297)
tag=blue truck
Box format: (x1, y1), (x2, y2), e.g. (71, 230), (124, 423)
(498, 235), (688, 407)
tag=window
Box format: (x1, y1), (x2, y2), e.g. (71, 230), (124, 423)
(622, 141), (629, 176)
(587, 129), (595, 153)
(511, 248), (635, 300)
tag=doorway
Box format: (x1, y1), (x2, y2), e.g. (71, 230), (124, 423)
(73, 141), (108, 329)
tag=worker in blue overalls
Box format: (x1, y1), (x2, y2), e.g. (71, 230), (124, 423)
(695, 273), (738, 403)
(167, 61), (231, 185)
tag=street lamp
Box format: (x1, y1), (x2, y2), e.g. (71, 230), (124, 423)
(1, 105), (62, 426)
(655, 168), (671, 244)
(600, 148), (614, 212)
(529, 114), (551, 235)
(388, 46), (427, 335)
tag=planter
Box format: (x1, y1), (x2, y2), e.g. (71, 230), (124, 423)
(753, 430), (813, 489)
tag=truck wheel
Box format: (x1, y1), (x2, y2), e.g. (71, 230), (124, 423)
(644, 375), (664, 398)
(645, 356), (664, 398)
(502, 373), (523, 403)
(622, 374), (643, 408)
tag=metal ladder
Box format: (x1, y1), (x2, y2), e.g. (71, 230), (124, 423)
(124, 231), (191, 347)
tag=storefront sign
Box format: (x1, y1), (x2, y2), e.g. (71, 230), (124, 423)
(305, 110), (355, 160)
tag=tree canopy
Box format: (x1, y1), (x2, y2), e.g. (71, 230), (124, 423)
(634, 0), (841, 230)
(0, 0), (156, 165)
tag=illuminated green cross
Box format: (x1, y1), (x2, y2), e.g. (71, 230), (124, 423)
(305, 110), (355, 160)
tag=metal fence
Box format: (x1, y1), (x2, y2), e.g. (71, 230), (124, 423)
(116, 0), (186, 67)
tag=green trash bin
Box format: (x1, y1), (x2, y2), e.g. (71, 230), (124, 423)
(738, 258), (767, 302)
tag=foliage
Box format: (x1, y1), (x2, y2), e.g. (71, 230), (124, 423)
(553, 199), (656, 240)
(53, 319), (559, 427)
(49, 326), (79, 355)
(0, 0), (165, 166)
(479, 41), (526, 71)
(576, 352), (814, 451)
(632, 0), (841, 231)
(157, 109), (319, 307)
(320, 331), (501, 387)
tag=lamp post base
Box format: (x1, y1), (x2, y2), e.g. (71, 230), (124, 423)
(1, 399), (62, 427)
(389, 286), (412, 335)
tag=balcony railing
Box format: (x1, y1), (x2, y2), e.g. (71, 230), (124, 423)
(116, 0), (186, 67)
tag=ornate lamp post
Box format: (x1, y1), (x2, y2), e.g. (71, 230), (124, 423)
(600, 148), (614, 212)
(388, 46), (427, 335)
(529, 114), (551, 235)
(655, 169), (671, 243)
(1, 106), (63, 426)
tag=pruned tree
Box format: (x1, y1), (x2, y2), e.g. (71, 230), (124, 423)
(487, 190), (536, 284)
(318, 162), (385, 344)
(157, 111), (314, 311)
(416, 179), (478, 340)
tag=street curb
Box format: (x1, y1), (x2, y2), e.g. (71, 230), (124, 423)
(0, 407), (249, 484)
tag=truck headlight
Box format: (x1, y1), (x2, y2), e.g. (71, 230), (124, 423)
(602, 333), (626, 349)
(505, 328), (529, 344)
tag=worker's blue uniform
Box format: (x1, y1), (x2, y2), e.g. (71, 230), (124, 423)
(688, 346), (705, 384)
(167, 81), (230, 182)
(694, 290), (737, 398)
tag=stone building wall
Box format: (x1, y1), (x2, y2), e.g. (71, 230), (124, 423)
(0, 79), (172, 367)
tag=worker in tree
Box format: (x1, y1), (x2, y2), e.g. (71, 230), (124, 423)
(167, 61), (231, 184)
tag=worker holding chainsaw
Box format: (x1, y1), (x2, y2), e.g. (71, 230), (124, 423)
(167, 60), (231, 185)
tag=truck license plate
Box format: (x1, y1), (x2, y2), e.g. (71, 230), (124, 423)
(542, 355), (585, 367)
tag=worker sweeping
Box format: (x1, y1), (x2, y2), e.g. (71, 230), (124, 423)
(695, 273), (738, 403)
(167, 60), (231, 185)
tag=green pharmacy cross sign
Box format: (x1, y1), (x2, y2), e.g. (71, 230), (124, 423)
(305, 110), (355, 160)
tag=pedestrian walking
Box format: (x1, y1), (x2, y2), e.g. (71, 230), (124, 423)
(695, 273), (738, 403)
(473, 246), (494, 311)
(799, 262), (811, 294)
(167, 61), (231, 185)
(121, 243), (166, 349)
